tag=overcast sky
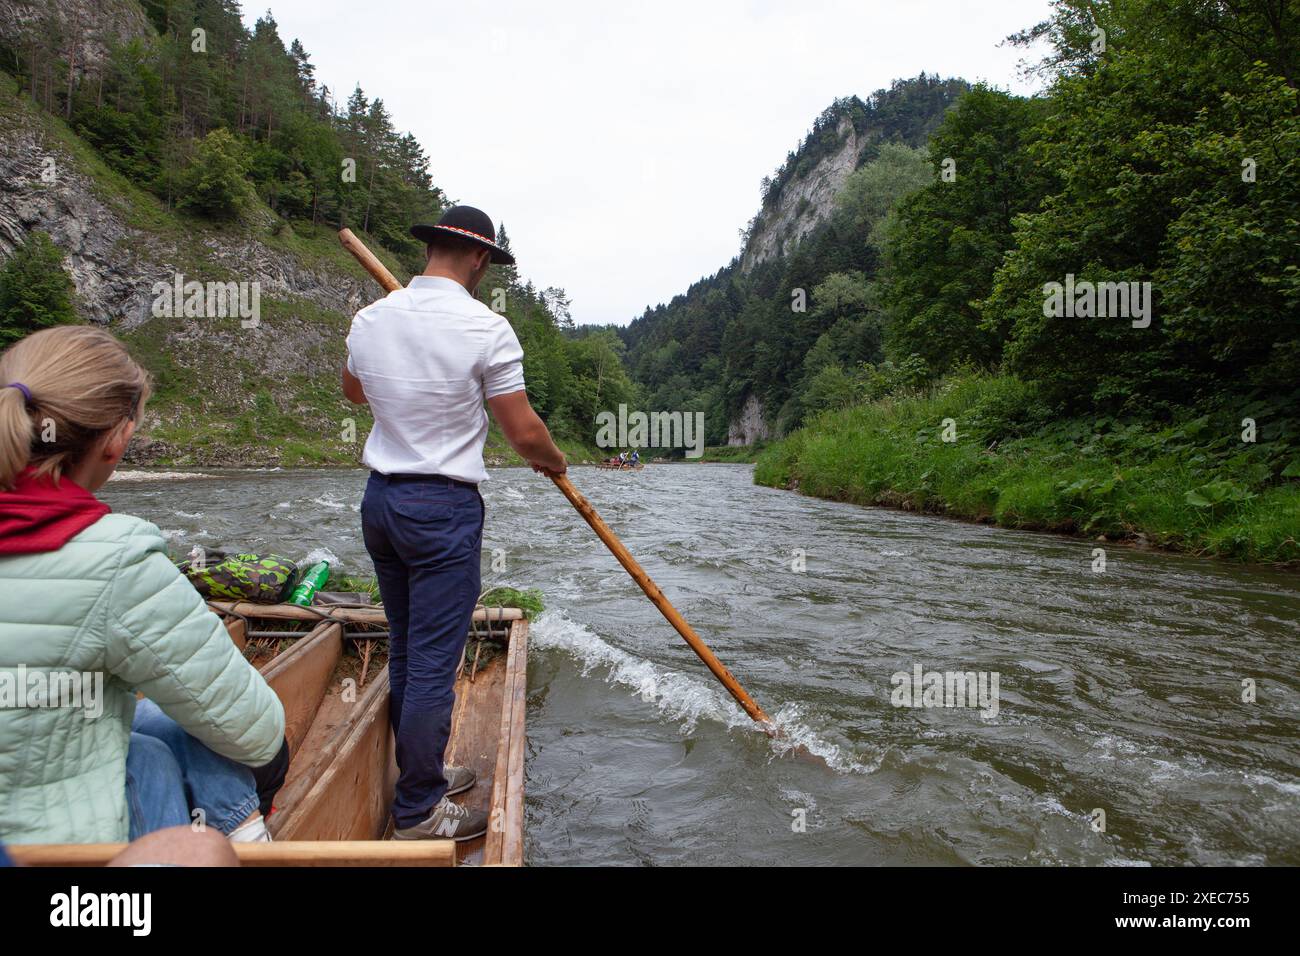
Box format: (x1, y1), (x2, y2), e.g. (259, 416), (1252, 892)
(247, 0), (1052, 325)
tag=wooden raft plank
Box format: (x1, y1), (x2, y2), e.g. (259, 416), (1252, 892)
(208, 602), (523, 626)
(266, 689), (353, 837)
(8, 840), (453, 868)
(483, 626), (518, 865)
(224, 616), (247, 651)
(500, 619), (529, 866)
(274, 667), (398, 842)
(483, 618), (528, 866)
(445, 650), (509, 865)
(257, 621), (342, 758)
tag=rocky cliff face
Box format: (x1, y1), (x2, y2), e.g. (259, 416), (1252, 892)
(0, 0), (378, 330)
(727, 112), (872, 437)
(727, 394), (769, 446)
(0, 108), (374, 328)
(739, 115), (868, 274)
(0, 0), (154, 74)
(625, 80), (966, 447)
(0, 119), (143, 326)
(0, 81), (386, 466)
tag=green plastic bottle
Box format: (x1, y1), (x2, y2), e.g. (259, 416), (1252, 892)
(288, 561), (330, 606)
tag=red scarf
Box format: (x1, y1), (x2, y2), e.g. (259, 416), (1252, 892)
(0, 467), (111, 555)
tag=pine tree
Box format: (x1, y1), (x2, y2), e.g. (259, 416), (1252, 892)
(0, 233), (80, 347)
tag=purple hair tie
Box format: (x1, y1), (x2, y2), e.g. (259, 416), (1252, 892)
(5, 382), (32, 404)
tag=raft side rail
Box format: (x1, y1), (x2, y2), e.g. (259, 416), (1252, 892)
(8, 840), (455, 867)
(209, 602), (525, 627)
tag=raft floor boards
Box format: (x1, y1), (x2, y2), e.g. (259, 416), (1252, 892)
(445, 652), (509, 865)
(268, 683), (356, 837)
(445, 618), (529, 866)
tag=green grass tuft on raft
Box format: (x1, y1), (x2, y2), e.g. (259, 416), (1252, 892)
(478, 587), (545, 619)
(327, 575), (382, 602)
(329, 575), (544, 620)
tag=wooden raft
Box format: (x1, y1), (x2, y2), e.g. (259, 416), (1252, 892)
(10, 604), (528, 868)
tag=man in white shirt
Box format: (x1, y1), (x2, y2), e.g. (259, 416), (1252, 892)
(342, 206), (566, 841)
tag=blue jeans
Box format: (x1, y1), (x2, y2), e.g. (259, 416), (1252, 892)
(360, 472), (483, 828)
(125, 699), (261, 839)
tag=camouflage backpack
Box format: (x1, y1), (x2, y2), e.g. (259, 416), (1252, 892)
(177, 550), (299, 603)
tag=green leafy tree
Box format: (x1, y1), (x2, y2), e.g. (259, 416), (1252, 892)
(833, 141), (932, 246)
(1146, 68), (1300, 393)
(800, 362), (861, 416)
(0, 232), (79, 347)
(986, 0), (1300, 412)
(176, 128), (251, 219)
(882, 86), (1054, 374)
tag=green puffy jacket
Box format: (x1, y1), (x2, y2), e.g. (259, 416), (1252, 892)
(0, 514), (285, 844)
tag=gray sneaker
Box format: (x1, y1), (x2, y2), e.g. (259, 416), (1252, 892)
(393, 796), (488, 842)
(445, 765), (476, 797)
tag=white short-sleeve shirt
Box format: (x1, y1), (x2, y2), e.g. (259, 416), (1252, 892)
(345, 275), (526, 483)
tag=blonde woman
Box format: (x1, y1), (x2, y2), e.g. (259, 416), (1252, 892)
(0, 325), (285, 846)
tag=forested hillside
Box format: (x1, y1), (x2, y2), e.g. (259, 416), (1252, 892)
(0, 0), (635, 464)
(622, 0), (1296, 448)
(753, 0), (1300, 563)
(619, 74), (970, 445)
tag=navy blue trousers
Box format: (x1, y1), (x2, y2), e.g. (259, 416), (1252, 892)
(360, 472), (483, 828)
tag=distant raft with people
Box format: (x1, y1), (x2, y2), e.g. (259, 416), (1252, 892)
(12, 595), (531, 868)
(597, 453), (646, 471)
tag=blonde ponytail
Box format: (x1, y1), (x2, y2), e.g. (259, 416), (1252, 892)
(0, 326), (151, 490)
(0, 384), (33, 489)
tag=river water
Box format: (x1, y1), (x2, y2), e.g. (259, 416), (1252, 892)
(102, 464), (1300, 866)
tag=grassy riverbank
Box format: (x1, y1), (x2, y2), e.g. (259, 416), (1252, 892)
(126, 399), (605, 468)
(754, 374), (1300, 565)
(692, 444), (766, 464)
(483, 427), (605, 468)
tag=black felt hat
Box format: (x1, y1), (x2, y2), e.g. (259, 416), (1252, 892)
(410, 206), (514, 265)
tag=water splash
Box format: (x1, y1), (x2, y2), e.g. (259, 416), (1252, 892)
(532, 609), (735, 734)
(765, 701), (884, 774)
(310, 493), (350, 510)
(300, 546), (339, 567)
(109, 470), (214, 482)
(531, 609), (879, 774)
